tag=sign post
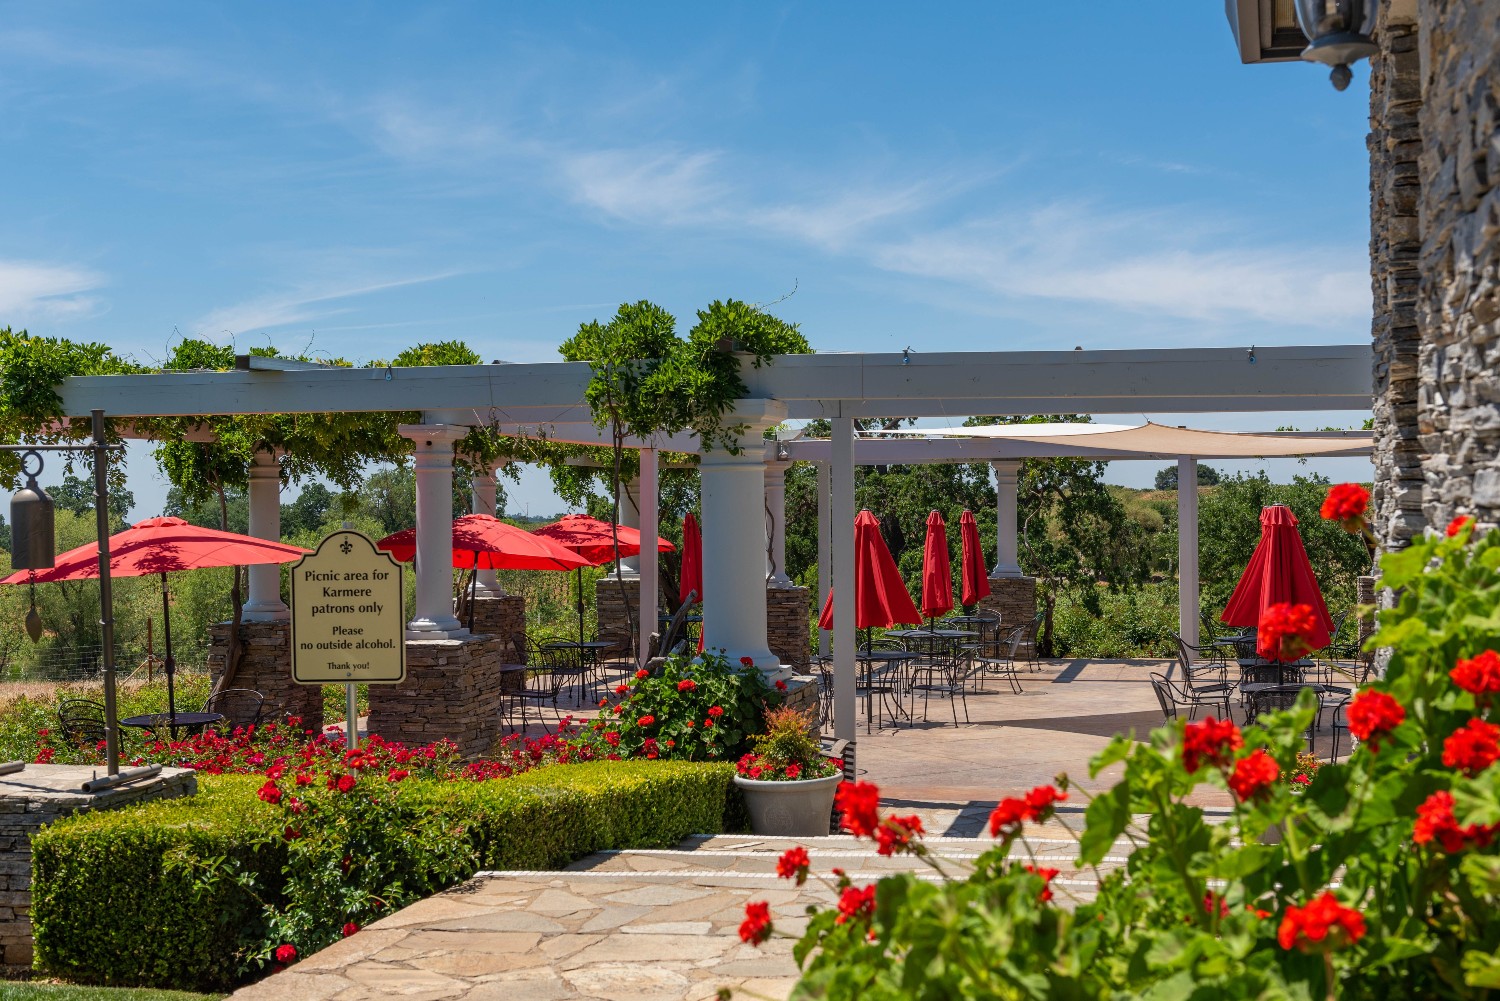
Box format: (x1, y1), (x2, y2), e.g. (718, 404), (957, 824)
(290, 530), (407, 750)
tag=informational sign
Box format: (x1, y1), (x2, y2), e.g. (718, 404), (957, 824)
(290, 530), (406, 685)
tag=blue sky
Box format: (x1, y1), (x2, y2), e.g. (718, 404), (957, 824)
(0, 3), (1374, 516)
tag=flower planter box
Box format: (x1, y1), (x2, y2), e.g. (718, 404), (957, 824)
(734, 772), (842, 836)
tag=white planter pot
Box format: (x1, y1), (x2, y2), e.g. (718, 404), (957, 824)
(734, 772), (843, 837)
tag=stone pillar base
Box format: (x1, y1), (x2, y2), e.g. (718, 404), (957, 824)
(469, 595), (527, 659)
(596, 578), (650, 659)
(977, 576), (1037, 631)
(209, 620), (325, 735)
(767, 586), (811, 671)
(367, 634), (516, 757)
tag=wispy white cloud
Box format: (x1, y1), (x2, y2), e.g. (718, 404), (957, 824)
(561, 146), (731, 224)
(0, 260), (105, 323)
(193, 271), (469, 342)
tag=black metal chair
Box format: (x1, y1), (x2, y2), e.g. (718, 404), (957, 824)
(57, 698), (108, 747)
(962, 625), (1025, 696)
(858, 638), (910, 732)
(202, 688), (267, 733)
(1150, 672), (1232, 722)
(1170, 632), (1231, 688)
(505, 639), (569, 733)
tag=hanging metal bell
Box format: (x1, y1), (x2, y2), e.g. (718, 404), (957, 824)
(24, 605), (42, 643)
(10, 472), (56, 570)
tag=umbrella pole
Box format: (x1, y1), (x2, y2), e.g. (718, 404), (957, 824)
(576, 567), (586, 644)
(160, 572), (177, 740)
(467, 553), (479, 632)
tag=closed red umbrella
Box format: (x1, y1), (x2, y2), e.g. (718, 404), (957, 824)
(531, 513), (676, 643)
(958, 510), (992, 607)
(377, 514), (589, 571)
(1, 516), (309, 724)
(818, 510), (922, 631)
(680, 513), (703, 606)
(920, 510), (954, 622)
(1220, 504), (1334, 651)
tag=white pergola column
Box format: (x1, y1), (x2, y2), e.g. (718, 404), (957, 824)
(1178, 456), (1200, 653)
(764, 456), (794, 588)
(990, 459), (1024, 579)
(832, 418), (856, 742)
(616, 474), (642, 579)
(470, 466), (504, 597)
(399, 424), (468, 639)
(698, 400), (786, 678)
(637, 448), (659, 667)
(243, 448), (289, 621)
(816, 461), (832, 657)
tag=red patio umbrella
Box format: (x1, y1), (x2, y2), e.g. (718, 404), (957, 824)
(958, 510), (992, 607)
(679, 513), (703, 606)
(920, 510), (954, 623)
(531, 513), (675, 643)
(1220, 504), (1334, 652)
(818, 510), (922, 633)
(2, 516), (309, 723)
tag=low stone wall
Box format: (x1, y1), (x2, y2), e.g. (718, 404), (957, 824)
(977, 576), (1037, 632)
(366, 635), (518, 757)
(767, 586), (811, 670)
(208, 620), (325, 734)
(1, 765), (196, 972)
(596, 578), (649, 659)
(469, 595), (526, 659)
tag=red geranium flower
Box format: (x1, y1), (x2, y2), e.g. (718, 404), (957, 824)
(776, 846), (811, 884)
(784, 762), (801, 779)
(336, 774), (357, 793)
(257, 781), (282, 805)
(740, 656), (755, 667)
(1023, 784), (1066, 820)
(635, 669), (649, 680)
(275, 944), (297, 964)
(835, 780), (882, 838)
(604, 731), (621, 747)
(707, 705), (724, 718)
(1442, 718), (1500, 776)
(637, 715), (656, 727)
(1413, 789), (1499, 852)
(1446, 515), (1474, 537)
(1320, 483), (1370, 533)
(342, 922), (359, 938)
(677, 679), (697, 692)
(874, 814), (924, 857)
(1227, 748), (1279, 802)
(739, 900), (773, 945)
(835, 884), (876, 925)
(1347, 690), (1405, 750)
(1180, 716), (1243, 773)
(775, 679), (788, 691)
(1025, 865), (1061, 903)
(614, 684), (629, 695)
(1451, 650), (1500, 697)
(1277, 892), (1366, 953)
(386, 769), (409, 782)
(988, 784), (1067, 839)
(1257, 602), (1321, 662)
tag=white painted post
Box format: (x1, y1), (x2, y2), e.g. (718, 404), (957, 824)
(470, 467), (504, 597)
(764, 456), (794, 588)
(832, 417), (856, 742)
(990, 459), (1024, 579)
(244, 449), (289, 621)
(638, 447), (659, 667)
(817, 461), (832, 657)
(1178, 456), (1200, 653)
(697, 401), (785, 677)
(399, 425), (468, 639)
(616, 474), (641, 579)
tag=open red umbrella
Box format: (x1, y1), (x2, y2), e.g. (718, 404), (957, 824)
(2, 516), (309, 723)
(377, 514), (588, 571)
(531, 513), (675, 643)
(958, 510), (992, 608)
(1220, 504), (1334, 652)
(818, 510), (922, 633)
(920, 510), (954, 623)
(680, 513), (703, 606)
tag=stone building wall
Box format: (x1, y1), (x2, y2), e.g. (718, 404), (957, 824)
(596, 578), (647, 659)
(1415, 0), (1500, 530)
(767, 586), (811, 670)
(976, 577), (1037, 635)
(366, 635), (518, 757)
(208, 620), (325, 735)
(469, 595), (527, 660)
(1368, 5), (1426, 549)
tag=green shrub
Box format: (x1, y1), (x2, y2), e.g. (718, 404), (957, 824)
(31, 761), (738, 991)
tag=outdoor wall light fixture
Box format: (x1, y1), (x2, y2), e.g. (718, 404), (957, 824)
(1292, 0), (1379, 89)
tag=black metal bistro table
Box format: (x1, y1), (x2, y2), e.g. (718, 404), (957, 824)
(543, 640), (616, 701)
(120, 711), (224, 741)
(855, 649), (920, 732)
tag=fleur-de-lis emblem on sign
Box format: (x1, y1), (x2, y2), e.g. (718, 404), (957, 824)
(339, 539), (354, 555)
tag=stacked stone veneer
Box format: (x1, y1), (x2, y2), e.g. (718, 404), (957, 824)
(366, 636), (518, 757)
(1368, 5), (1425, 550)
(1, 765), (196, 972)
(976, 577), (1037, 633)
(596, 579), (646, 659)
(208, 620), (324, 734)
(767, 586), (811, 670)
(469, 595), (526, 660)
(1415, 0), (1500, 532)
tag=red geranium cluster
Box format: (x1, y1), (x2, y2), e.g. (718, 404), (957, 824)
(1413, 790), (1499, 852)
(1025, 865), (1061, 903)
(1447, 515), (1474, 537)
(1442, 718), (1500, 776)
(1451, 650), (1500, 698)
(873, 814), (924, 857)
(1180, 716), (1243, 773)
(1257, 602), (1321, 663)
(1320, 482), (1370, 533)
(739, 900), (773, 944)
(835, 780), (882, 837)
(835, 884), (877, 925)
(1227, 748), (1279, 802)
(775, 846), (811, 885)
(1277, 892), (1365, 953)
(988, 784), (1067, 840)
(1347, 689), (1405, 751)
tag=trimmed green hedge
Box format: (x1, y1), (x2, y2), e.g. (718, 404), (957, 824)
(30, 761), (738, 990)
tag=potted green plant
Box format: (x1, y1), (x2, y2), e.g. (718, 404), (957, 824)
(734, 706), (843, 836)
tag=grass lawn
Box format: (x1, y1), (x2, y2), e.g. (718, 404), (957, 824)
(0, 985), (223, 1001)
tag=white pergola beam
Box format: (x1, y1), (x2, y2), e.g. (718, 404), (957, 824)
(783, 437), (1371, 464)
